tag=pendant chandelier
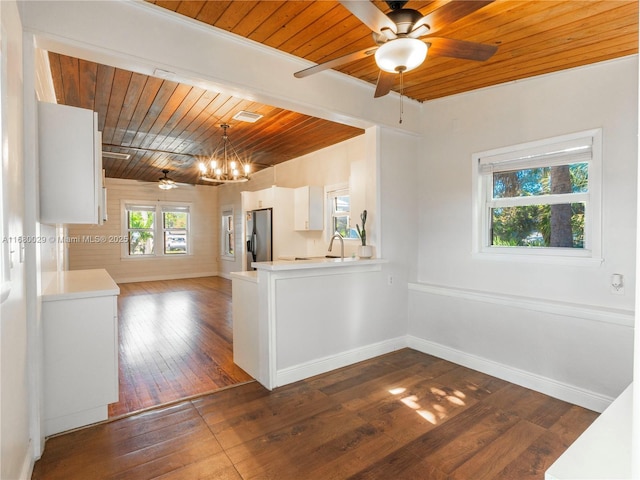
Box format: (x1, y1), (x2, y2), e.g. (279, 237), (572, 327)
(199, 124), (251, 184)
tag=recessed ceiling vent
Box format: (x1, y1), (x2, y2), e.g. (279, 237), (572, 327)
(232, 111), (263, 123)
(102, 151), (131, 160)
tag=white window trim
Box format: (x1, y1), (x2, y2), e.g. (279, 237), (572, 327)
(325, 183), (360, 242)
(220, 205), (235, 261)
(120, 200), (192, 259)
(471, 128), (603, 266)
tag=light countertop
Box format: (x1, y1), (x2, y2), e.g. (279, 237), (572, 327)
(251, 256), (387, 272)
(42, 269), (120, 301)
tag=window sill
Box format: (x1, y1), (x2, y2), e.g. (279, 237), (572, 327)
(473, 249), (603, 267)
(121, 253), (192, 261)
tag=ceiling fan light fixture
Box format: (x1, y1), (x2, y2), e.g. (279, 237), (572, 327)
(375, 37), (427, 73)
(158, 169), (178, 190)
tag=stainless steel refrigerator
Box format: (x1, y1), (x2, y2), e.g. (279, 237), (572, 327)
(246, 208), (272, 270)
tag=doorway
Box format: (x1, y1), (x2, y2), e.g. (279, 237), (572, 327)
(108, 276), (252, 418)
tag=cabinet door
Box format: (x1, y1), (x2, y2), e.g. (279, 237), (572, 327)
(43, 296), (118, 426)
(39, 102), (102, 224)
(294, 186), (323, 231)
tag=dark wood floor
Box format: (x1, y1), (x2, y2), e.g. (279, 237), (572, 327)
(109, 277), (252, 418)
(33, 349), (598, 480)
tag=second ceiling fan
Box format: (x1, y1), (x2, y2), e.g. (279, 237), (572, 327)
(294, 0), (498, 98)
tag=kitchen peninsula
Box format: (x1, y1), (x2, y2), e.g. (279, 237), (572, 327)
(231, 257), (401, 390)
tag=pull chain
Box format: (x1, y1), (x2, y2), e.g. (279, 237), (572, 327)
(399, 70), (404, 124)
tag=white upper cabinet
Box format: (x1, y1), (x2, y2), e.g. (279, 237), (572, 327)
(242, 187), (275, 212)
(38, 102), (104, 225)
(294, 185), (323, 231)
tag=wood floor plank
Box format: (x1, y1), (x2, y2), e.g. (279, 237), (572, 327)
(450, 419), (546, 479)
(151, 451), (243, 480)
(424, 408), (521, 474)
(493, 429), (573, 480)
(229, 405), (368, 479)
(112, 437), (227, 480)
(549, 404), (600, 444)
(202, 383), (338, 450)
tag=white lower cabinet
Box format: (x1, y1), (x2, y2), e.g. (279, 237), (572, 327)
(42, 270), (119, 436)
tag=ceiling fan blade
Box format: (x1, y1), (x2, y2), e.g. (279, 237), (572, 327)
(339, 0), (397, 35)
(294, 46), (378, 78)
(407, 24), (430, 39)
(415, 0), (494, 36)
(426, 37), (497, 61)
(374, 70), (395, 98)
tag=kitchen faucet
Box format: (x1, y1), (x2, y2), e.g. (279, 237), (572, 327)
(328, 232), (344, 260)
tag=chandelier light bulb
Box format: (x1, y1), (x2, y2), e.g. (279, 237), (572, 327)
(375, 38), (428, 73)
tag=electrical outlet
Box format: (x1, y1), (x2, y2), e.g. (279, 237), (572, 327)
(611, 274), (625, 295)
(387, 275), (393, 286)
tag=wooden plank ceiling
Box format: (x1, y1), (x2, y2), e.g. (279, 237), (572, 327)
(150, 0), (638, 101)
(48, 53), (364, 186)
(48, 1), (638, 186)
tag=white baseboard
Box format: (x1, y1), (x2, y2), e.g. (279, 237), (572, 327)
(407, 335), (613, 412)
(114, 271), (220, 283)
(273, 333), (614, 412)
(276, 336), (407, 387)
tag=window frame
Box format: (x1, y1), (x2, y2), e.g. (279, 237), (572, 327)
(162, 205), (190, 256)
(325, 184), (360, 242)
(121, 201), (192, 259)
(220, 206), (235, 261)
(471, 129), (603, 265)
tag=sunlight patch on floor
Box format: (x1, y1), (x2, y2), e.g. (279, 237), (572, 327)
(388, 384), (468, 426)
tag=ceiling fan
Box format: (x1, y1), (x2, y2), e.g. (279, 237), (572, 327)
(294, 0), (498, 98)
(158, 169), (178, 190)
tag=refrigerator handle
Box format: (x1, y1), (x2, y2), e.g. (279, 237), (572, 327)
(251, 233), (257, 256)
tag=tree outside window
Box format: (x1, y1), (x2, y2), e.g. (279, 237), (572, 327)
(128, 208), (155, 255)
(490, 163), (588, 248)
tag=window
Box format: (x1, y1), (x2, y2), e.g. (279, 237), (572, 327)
(163, 206), (189, 255)
(123, 202), (190, 258)
(327, 186), (359, 240)
(221, 207), (234, 259)
(127, 205), (155, 255)
(472, 129), (602, 263)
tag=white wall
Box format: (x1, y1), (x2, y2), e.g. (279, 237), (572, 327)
(0, 1), (32, 478)
(67, 178), (219, 284)
(409, 56), (638, 411)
